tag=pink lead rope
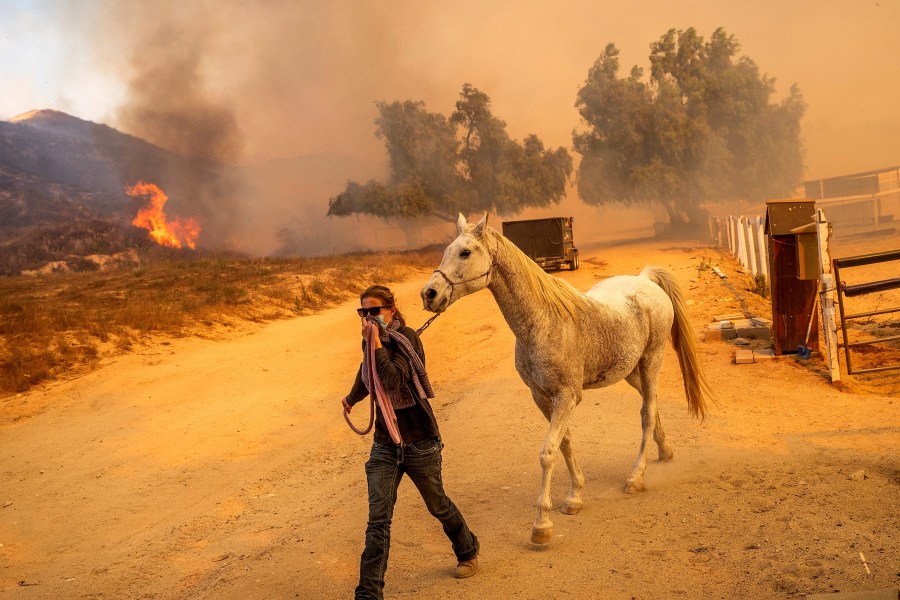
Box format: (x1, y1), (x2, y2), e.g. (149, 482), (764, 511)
(343, 322), (404, 445)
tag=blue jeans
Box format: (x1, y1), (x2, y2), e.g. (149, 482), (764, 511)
(354, 438), (479, 600)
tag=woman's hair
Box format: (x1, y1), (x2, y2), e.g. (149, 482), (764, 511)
(360, 284), (406, 326)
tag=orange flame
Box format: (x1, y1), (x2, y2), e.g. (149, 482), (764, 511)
(126, 181), (200, 249)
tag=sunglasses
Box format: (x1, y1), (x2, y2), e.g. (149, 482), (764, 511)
(356, 306), (389, 317)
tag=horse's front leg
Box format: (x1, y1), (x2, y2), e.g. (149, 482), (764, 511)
(559, 428), (585, 515)
(531, 387), (578, 545)
(529, 390), (585, 518)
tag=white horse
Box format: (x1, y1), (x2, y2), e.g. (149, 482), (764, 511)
(421, 213), (711, 545)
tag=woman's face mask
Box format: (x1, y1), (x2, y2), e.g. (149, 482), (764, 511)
(373, 314), (388, 329)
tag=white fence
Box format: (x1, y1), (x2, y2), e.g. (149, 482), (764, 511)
(710, 215), (768, 281)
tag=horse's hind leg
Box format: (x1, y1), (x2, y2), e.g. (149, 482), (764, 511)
(653, 413), (674, 462)
(624, 353), (665, 493)
(626, 368), (673, 462)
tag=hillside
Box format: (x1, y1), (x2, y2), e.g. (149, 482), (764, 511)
(0, 110), (254, 273)
(0, 109), (420, 271)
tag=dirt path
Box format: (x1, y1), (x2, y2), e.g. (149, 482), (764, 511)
(1, 239), (898, 599)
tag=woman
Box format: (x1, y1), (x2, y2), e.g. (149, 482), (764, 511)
(342, 284), (479, 600)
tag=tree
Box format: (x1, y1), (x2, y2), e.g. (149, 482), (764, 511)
(327, 84), (572, 223)
(573, 27), (805, 229)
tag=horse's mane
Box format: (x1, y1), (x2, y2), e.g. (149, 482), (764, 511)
(489, 228), (587, 319)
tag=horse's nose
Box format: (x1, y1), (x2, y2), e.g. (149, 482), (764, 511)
(424, 288), (437, 300)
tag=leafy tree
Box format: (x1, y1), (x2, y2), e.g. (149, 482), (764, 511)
(573, 27), (805, 228)
(328, 84), (572, 223)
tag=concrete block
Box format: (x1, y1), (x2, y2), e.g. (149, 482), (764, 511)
(703, 328), (722, 343)
(734, 349), (754, 364)
(752, 351), (774, 361)
(735, 326), (771, 341)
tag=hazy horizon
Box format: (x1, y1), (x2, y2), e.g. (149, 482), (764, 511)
(2, 0), (899, 184)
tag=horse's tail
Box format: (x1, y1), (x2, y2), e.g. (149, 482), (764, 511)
(641, 266), (712, 421)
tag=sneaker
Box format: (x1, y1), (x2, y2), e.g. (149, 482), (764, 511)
(454, 558), (478, 579)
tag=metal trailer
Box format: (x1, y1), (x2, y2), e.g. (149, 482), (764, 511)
(501, 216), (579, 271)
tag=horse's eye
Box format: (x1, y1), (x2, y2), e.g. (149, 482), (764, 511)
(459, 249), (471, 258)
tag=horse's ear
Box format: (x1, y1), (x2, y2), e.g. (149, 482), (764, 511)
(456, 213), (467, 235)
(472, 212), (489, 237)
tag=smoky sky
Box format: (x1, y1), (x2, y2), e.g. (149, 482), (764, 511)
(116, 32), (241, 164)
(53, 0), (899, 179)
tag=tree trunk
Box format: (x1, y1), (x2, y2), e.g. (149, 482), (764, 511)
(398, 219), (423, 248)
(661, 199), (678, 223)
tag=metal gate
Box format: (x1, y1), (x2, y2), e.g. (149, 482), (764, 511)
(832, 248), (900, 374)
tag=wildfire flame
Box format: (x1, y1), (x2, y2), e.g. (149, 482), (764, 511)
(126, 181), (200, 249)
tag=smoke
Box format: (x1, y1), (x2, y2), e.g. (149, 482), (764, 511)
(116, 38), (241, 164)
(75, 2), (241, 164)
(42, 0), (900, 255)
(35, 0), (900, 171)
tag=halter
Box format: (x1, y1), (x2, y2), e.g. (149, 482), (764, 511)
(433, 256), (516, 288)
(432, 263), (495, 289)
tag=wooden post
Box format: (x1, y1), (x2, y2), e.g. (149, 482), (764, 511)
(815, 208), (842, 388)
(755, 217), (769, 281)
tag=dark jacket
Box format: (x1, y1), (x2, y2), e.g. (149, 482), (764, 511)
(346, 325), (440, 445)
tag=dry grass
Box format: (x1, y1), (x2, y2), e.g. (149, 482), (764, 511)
(0, 248), (442, 396)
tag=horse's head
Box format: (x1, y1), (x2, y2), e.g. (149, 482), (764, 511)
(421, 213), (494, 313)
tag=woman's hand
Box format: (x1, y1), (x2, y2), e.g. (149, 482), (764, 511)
(341, 396), (352, 413)
(360, 319), (382, 348)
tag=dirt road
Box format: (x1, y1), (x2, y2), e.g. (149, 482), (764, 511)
(1, 239), (898, 599)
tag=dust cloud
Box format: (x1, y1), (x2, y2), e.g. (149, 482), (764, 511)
(52, 0), (900, 255)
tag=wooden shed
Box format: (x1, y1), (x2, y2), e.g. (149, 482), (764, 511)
(764, 200), (819, 355)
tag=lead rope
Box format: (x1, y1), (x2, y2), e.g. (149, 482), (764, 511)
(415, 312), (440, 335)
(343, 321), (404, 444)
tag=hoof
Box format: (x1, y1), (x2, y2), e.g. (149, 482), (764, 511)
(658, 448), (674, 462)
(531, 526), (553, 545)
(624, 480), (646, 494)
(560, 499), (583, 515)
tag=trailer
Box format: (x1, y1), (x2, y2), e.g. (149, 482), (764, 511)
(501, 216), (579, 271)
